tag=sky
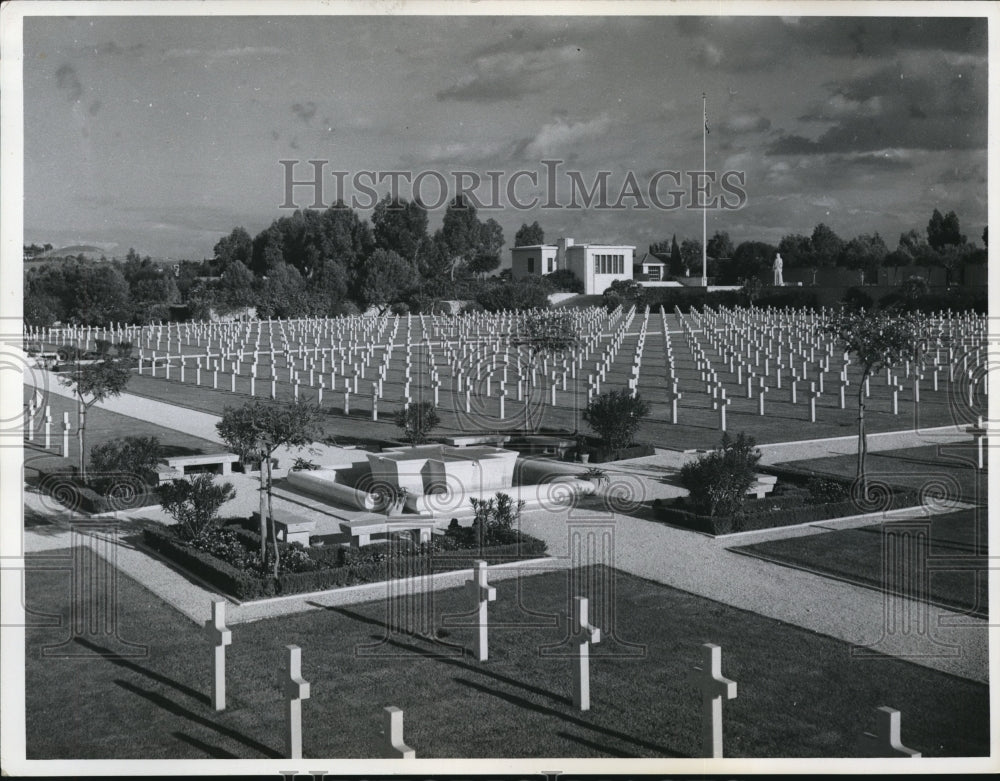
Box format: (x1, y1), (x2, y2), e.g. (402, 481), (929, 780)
(23, 9), (988, 261)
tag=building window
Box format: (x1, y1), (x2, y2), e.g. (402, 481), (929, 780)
(527, 257), (534, 273)
(548, 257), (554, 273)
(649, 266), (661, 281)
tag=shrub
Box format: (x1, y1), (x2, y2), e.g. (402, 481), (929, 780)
(393, 400), (440, 444)
(291, 457), (320, 471)
(155, 473), (236, 542)
(806, 477), (849, 505)
(544, 268), (584, 294)
(582, 390), (651, 455)
(842, 286), (874, 310)
(679, 432), (761, 517)
(90, 435), (161, 477)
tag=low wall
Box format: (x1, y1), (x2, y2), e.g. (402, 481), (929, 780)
(286, 469), (376, 510)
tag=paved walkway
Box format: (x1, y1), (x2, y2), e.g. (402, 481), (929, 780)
(19, 378), (990, 683)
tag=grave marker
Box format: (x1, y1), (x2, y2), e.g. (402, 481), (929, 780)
(283, 644), (310, 759)
(382, 706), (415, 759)
(465, 560), (497, 661)
(688, 643), (737, 758)
(859, 706), (920, 758)
(572, 596), (601, 711)
(203, 599), (232, 711)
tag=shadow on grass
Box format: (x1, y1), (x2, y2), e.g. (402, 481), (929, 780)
(172, 731), (239, 758)
(75, 637), (208, 705)
(556, 730), (633, 758)
(454, 677), (685, 758)
(314, 603), (570, 706)
(114, 679), (280, 758)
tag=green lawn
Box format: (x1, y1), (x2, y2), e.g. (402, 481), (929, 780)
(771, 444), (988, 506)
(60, 309), (986, 454)
(21, 387), (226, 482)
(25, 556), (988, 759)
(735, 447), (987, 617)
(732, 508), (987, 619)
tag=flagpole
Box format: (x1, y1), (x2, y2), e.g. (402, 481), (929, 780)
(702, 92), (708, 288)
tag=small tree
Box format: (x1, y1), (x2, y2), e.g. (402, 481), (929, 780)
(59, 359), (132, 481)
(679, 432), (761, 517)
(90, 435), (161, 479)
(156, 474), (236, 542)
(216, 399), (321, 575)
(823, 309), (924, 494)
(393, 400), (440, 445)
(582, 390), (651, 456)
(510, 310), (581, 433)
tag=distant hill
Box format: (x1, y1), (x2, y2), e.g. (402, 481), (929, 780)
(32, 245), (108, 261)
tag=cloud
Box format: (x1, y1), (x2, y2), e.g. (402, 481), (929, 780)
(162, 45), (283, 64)
(519, 115), (613, 158)
(722, 113), (772, 134)
(88, 100), (102, 116)
(436, 45), (583, 103)
(769, 57), (986, 155)
(55, 64), (83, 101)
(291, 101), (317, 122)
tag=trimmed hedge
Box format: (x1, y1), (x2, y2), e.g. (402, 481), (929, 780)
(654, 470), (922, 535)
(590, 444), (656, 463)
(34, 469), (159, 514)
(142, 523), (548, 601)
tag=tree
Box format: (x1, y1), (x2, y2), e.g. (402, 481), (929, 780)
(514, 221), (545, 247)
(582, 390), (651, 456)
(213, 227), (253, 272)
(679, 239), (702, 277)
(60, 359), (132, 481)
(476, 277), (552, 312)
(822, 310), (923, 494)
(679, 432), (761, 518)
(438, 196), (484, 279)
(810, 223), (844, 267)
(510, 310), (581, 432)
(217, 259), (258, 312)
(156, 474), (236, 542)
(393, 400), (440, 445)
(778, 234), (813, 268)
(372, 195), (429, 264)
(927, 209), (965, 250)
(545, 268), (584, 293)
(602, 279), (644, 311)
(669, 235), (683, 276)
(840, 233), (888, 281)
(728, 241), (775, 284)
(982, 226), (988, 247)
(354, 249), (417, 313)
(706, 231), (734, 260)
(216, 400), (321, 574)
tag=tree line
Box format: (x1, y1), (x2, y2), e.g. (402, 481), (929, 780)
(650, 209), (986, 285)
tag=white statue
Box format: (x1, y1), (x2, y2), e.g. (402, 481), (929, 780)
(773, 253), (784, 286)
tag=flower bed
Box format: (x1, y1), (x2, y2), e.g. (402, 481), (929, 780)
(142, 519), (548, 601)
(654, 467), (922, 535)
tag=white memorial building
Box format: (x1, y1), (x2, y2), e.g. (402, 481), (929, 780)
(510, 237), (635, 295)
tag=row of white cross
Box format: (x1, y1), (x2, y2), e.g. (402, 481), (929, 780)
(202, 560), (922, 759)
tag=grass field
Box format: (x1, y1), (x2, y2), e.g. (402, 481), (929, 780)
(734, 446), (987, 618)
(25, 557), (988, 759)
(21, 387), (226, 482)
(37, 310), (987, 452)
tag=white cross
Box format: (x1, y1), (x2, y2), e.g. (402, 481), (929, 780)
(382, 706), (415, 759)
(572, 596), (601, 711)
(859, 706), (921, 758)
(465, 560), (497, 661)
(283, 644), (310, 759)
(688, 643), (737, 758)
(203, 599), (232, 711)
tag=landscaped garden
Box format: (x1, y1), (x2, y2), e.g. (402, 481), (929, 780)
(24, 560), (989, 759)
(142, 486), (547, 600)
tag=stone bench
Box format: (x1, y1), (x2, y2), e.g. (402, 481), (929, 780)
(441, 435), (510, 447)
(339, 517), (438, 547)
(164, 452), (241, 476)
(251, 511), (316, 546)
(746, 474), (778, 500)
